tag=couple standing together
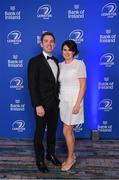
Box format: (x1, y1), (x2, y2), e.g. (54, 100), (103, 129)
(28, 32), (87, 173)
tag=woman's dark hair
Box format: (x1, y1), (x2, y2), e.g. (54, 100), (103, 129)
(41, 32), (55, 42)
(61, 40), (79, 56)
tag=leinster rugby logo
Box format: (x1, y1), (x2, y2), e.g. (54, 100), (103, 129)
(73, 123), (83, 132)
(12, 120), (25, 132)
(100, 53), (114, 67)
(10, 77), (24, 90)
(101, 3), (117, 18)
(69, 29), (83, 44)
(7, 30), (22, 44)
(98, 99), (112, 111)
(37, 4), (52, 19)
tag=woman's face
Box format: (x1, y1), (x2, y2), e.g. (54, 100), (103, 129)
(62, 45), (75, 61)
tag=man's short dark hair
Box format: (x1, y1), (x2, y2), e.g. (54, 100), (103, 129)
(41, 32), (55, 42)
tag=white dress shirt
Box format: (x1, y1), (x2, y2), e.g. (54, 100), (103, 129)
(43, 51), (58, 81)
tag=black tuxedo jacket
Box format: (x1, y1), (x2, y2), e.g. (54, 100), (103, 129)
(28, 53), (59, 108)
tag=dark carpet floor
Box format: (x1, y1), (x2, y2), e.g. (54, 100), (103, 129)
(0, 138), (119, 179)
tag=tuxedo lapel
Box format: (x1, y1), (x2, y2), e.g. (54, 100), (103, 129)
(40, 53), (57, 82)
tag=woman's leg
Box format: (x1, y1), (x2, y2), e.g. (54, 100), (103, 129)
(62, 124), (75, 165)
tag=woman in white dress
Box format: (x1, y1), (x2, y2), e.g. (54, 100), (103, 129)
(59, 40), (87, 171)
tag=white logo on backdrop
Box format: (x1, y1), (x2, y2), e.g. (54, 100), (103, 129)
(5, 6), (21, 20)
(98, 77), (114, 90)
(12, 120), (25, 132)
(37, 36), (41, 44)
(100, 29), (116, 43)
(37, 5), (52, 19)
(10, 99), (25, 111)
(99, 53), (114, 67)
(8, 54), (23, 68)
(7, 30), (22, 44)
(73, 123), (83, 132)
(97, 120), (112, 132)
(69, 29), (83, 44)
(10, 77), (24, 90)
(98, 99), (112, 111)
(68, 4), (85, 19)
(101, 3), (117, 18)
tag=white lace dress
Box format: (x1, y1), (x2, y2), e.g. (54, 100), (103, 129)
(59, 59), (87, 125)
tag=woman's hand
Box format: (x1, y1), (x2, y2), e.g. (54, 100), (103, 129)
(72, 103), (80, 114)
(36, 106), (45, 117)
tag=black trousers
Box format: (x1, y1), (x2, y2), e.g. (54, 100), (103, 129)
(34, 101), (59, 162)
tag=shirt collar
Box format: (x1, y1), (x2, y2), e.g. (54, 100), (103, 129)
(42, 51), (52, 60)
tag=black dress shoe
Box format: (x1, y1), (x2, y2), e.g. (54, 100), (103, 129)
(46, 154), (61, 166)
(37, 161), (49, 173)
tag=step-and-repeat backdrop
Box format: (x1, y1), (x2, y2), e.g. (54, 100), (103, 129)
(0, 0), (119, 139)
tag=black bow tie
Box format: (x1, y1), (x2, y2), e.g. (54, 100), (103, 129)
(47, 56), (55, 60)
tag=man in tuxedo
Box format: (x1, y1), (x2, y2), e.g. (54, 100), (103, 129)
(28, 32), (61, 172)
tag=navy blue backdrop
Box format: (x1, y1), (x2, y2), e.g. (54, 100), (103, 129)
(0, 0), (119, 139)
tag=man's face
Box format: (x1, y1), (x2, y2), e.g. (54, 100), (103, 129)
(41, 35), (55, 54)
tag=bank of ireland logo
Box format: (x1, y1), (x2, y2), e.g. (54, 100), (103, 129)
(69, 29), (83, 44)
(100, 53), (114, 67)
(73, 123), (83, 132)
(7, 30), (21, 44)
(37, 4), (52, 19)
(10, 77), (24, 90)
(12, 120), (25, 132)
(101, 3), (117, 18)
(98, 99), (112, 111)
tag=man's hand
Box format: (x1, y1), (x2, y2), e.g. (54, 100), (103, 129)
(36, 106), (45, 117)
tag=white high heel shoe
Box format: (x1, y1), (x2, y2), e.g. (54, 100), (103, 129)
(61, 154), (76, 171)
(62, 153), (76, 166)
